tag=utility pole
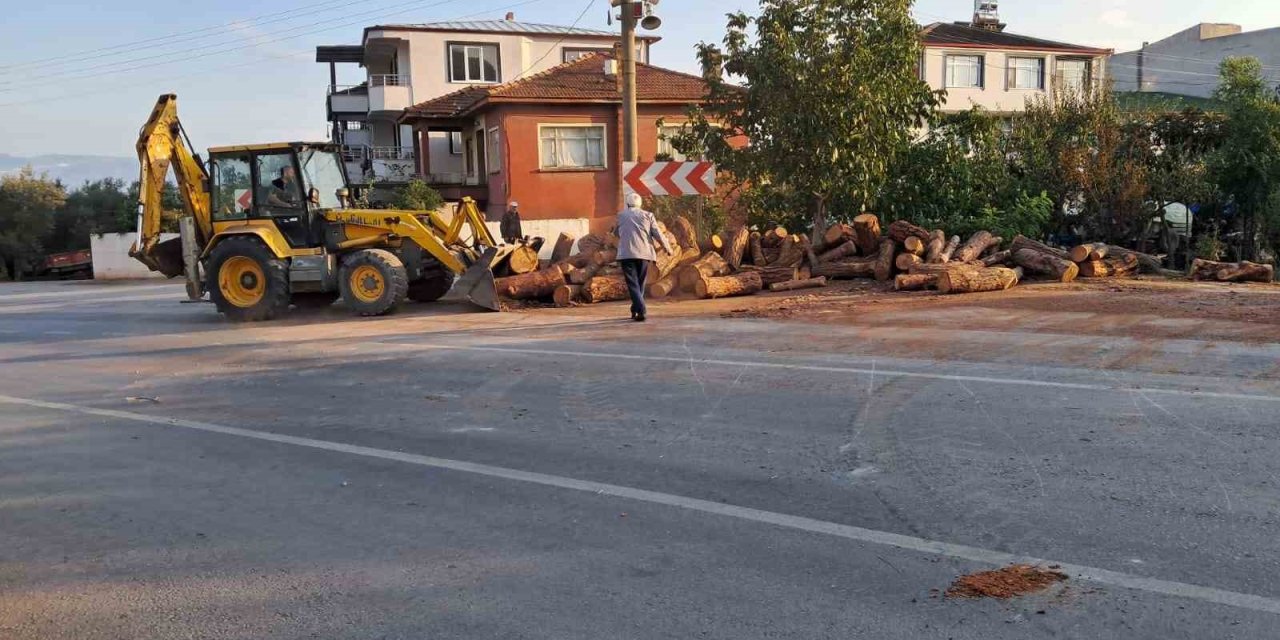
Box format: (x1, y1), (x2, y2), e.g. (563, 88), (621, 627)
(620, 0), (639, 163)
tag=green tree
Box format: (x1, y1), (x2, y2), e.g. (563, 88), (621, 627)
(1208, 57), (1280, 259)
(393, 179), (445, 212)
(46, 178), (133, 253)
(0, 167), (66, 280)
(674, 0), (941, 239)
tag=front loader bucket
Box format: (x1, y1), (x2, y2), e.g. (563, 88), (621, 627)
(448, 247), (501, 311)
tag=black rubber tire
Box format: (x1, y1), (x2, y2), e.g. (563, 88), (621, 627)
(339, 248), (408, 316)
(407, 271), (455, 303)
(206, 236), (291, 322)
(291, 291), (340, 310)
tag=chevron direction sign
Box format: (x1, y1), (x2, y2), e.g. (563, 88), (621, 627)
(622, 161), (715, 197)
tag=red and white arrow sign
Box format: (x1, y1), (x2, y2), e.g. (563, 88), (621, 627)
(623, 161), (715, 198)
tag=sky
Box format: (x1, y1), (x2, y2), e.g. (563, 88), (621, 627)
(0, 0), (1277, 157)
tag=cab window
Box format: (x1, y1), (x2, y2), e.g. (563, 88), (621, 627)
(210, 154), (252, 221)
(255, 152), (303, 216)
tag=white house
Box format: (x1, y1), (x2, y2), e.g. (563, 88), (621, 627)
(316, 15), (657, 195)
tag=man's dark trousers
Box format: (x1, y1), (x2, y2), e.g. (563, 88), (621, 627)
(619, 258), (649, 317)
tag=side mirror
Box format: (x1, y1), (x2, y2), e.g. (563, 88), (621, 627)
(309, 187), (321, 205)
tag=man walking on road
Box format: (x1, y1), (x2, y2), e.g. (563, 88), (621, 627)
(615, 193), (672, 322)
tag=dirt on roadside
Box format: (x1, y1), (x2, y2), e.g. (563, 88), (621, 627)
(946, 564), (1069, 600)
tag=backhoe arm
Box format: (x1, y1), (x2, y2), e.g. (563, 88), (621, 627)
(130, 94), (211, 277)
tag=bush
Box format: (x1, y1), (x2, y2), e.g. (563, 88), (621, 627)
(393, 180), (444, 212)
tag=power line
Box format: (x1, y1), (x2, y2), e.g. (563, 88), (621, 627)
(0, 0), (546, 109)
(511, 0), (597, 80)
(0, 0), (386, 73)
(0, 0), (466, 91)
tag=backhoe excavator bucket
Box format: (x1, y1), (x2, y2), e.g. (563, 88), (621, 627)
(131, 236), (187, 278)
(447, 247), (501, 311)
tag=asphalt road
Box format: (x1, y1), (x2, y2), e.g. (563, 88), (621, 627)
(2, 280), (1279, 639)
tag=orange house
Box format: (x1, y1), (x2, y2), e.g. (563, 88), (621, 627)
(399, 53), (716, 236)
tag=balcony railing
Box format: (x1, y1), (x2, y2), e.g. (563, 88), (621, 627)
(368, 145), (415, 160)
(370, 74), (410, 87)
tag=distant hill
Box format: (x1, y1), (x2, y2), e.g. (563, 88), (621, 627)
(0, 153), (137, 188)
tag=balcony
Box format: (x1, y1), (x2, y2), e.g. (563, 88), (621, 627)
(327, 84), (369, 115)
(341, 145), (487, 201)
(368, 74), (411, 113)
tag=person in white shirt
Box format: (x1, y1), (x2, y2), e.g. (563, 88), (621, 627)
(613, 193), (673, 322)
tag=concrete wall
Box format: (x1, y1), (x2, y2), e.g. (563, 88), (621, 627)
(922, 46), (1108, 113)
(1110, 23), (1280, 98)
(91, 233), (177, 280)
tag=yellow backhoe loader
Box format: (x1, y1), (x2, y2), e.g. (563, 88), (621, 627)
(130, 93), (501, 321)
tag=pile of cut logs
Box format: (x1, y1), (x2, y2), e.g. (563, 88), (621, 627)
(492, 214), (1272, 306)
(494, 214), (836, 306)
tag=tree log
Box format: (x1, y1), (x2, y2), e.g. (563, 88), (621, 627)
(894, 273), (938, 291)
(1010, 235), (1071, 261)
(506, 244), (542, 275)
(567, 260), (603, 285)
(936, 235), (961, 263)
(937, 266), (1022, 294)
(903, 235), (926, 256)
(851, 214), (881, 255)
(774, 235), (808, 267)
(981, 250), (1012, 267)
(647, 248), (702, 297)
(886, 219), (931, 244)
(821, 223), (855, 251)
(814, 256), (877, 279)
(592, 248), (618, 266)
(552, 284), (582, 307)
(677, 251), (731, 291)
(761, 247), (782, 264)
(695, 271), (763, 299)
(700, 234), (724, 255)
(578, 235), (606, 254)
(769, 276), (827, 292)
(909, 261), (982, 275)
(1104, 245), (1172, 275)
(1069, 242), (1109, 263)
(748, 231), (766, 266)
(549, 232), (576, 264)
(874, 238), (897, 282)
(895, 252), (923, 271)
(741, 264), (807, 286)
(760, 226), (789, 248)
(953, 231), (998, 263)
(1190, 259), (1274, 283)
(1012, 248), (1079, 282)
(671, 216), (699, 251)
(1079, 255), (1139, 278)
(818, 240), (857, 263)
(583, 274), (629, 303)
(495, 264), (567, 300)
(924, 229), (947, 263)
(724, 227), (751, 270)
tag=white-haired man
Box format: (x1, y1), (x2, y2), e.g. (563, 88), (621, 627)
(614, 192), (672, 322)
(501, 201), (523, 243)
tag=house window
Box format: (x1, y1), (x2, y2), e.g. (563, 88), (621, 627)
(449, 131), (463, 155)
(1057, 59), (1091, 93)
(945, 55), (984, 88)
(449, 44), (499, 83)
(342, 121), (365, 131)
(487, 127), (501, 174)
(563, 48), (610, 63)
(539, 125), (607, 170)
(1008, 57), (1045, 90)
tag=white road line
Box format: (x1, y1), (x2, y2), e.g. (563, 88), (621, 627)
(386, 342), (1280, 404)
(2, 392), (1279, 616)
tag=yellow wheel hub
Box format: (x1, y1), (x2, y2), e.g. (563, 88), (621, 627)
(219, 256), (266, 308)
(349, 264), (386, 303)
